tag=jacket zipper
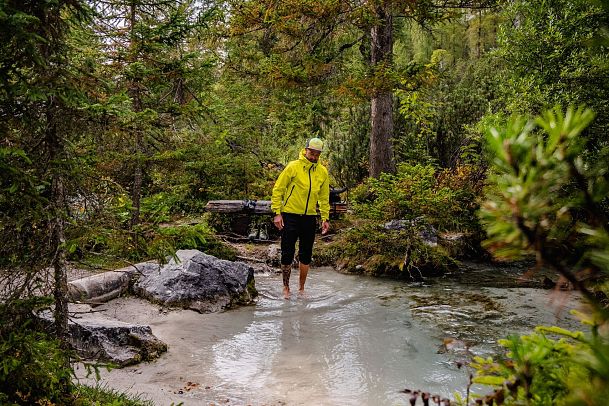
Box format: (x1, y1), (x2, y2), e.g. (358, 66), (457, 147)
(284, 185), (296, 207)
(304, 165), (313, 214)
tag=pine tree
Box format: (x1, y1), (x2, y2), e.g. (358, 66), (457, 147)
(1, 0), (92, 399)
(90, 0), (218, 255)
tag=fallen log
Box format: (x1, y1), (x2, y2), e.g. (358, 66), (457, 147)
(205, 199), (348, 216)
(205, 200), (272, 214)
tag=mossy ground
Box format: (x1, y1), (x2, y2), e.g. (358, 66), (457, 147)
(314, 221), (459, 279)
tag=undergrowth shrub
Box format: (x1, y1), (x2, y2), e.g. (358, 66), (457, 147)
(144, 223), (237, 261)
(0, 298), (73, 405)
(467, 324), (608, 405)
(69, 221), (236, 267)
(350, 163), (484, 232)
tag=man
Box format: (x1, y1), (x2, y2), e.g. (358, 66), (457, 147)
(271, 137), (330, 299)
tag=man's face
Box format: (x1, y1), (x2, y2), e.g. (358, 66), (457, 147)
(305, 148), (321, 163)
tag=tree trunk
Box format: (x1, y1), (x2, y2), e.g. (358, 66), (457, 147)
(52, 175), (69, 343)
(477, 8), (482, 58)
(129, 2), (143, 230)
(369, 4), (396, 178)
(130, 130), (143, 229)
(46, 99), (69, 347)
(370, 93), (395, 177)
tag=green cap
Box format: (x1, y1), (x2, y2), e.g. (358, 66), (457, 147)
(305, 137), (324, 152)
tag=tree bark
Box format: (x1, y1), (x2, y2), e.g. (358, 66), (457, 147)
(369, 4), (396, 178)
(370, 93), (395, 177)
(130, 130), (143, 229)
(129, 2), (143, 230)
(52, 175), (69, 343)
(46, 99), (69, 345)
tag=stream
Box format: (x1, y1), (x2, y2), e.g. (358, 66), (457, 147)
(78, 264), (583, 406)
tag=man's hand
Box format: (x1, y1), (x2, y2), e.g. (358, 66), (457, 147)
(321, 220), (330, 235)
(273, 214), (284, 230)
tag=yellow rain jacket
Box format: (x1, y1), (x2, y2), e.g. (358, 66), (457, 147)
(271, 149), (330, 221)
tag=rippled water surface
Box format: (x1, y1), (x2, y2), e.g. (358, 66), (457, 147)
(80, 266), (582, 405)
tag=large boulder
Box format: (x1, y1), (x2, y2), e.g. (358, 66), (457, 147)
(133, 249), (257, 313)
(69, 318), (167, 367)
(38, 310), (167, 367)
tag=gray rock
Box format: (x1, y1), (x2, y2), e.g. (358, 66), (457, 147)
(383, 218), (438, 247)
(38, 310), (167, 367)
(133, 249), (257, 313)
(383, 219), (411, 230)
(69, 317), (167, 367)
(419, 227), (438, 247)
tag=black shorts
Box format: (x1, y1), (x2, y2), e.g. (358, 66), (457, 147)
(280, 213), (317, 266)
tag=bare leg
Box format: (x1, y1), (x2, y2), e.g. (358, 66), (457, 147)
(281, 264), (291, 299)
(299, 263), (309, 293)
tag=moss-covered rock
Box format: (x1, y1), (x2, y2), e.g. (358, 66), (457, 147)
(318, 223), (457, 279)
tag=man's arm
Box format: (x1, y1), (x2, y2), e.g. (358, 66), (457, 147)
(271, 165), (292, 230)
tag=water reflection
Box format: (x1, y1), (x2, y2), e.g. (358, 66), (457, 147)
(206, 269), (478, 404)
(212, 319), (282, 389)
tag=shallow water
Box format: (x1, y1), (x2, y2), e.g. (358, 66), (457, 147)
(78, 266), (583, 406)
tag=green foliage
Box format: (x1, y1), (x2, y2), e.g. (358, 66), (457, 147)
(494, 0), (609, 147)
(1, 3), (95, 400)
(469, 324), (609, 405)
(351, 164), (434, 220)
(65, 182), (237, 264)
(143, 223), (211, 262)
(73, 383), (153, 406)
(350, 163), (483, 232)
(0, 299), (74, 405)
(393, 15), (502, 168)
(140, 190), (196, 224)
(0, 0), (93, 272)
(179, 140), (275, 201)
(150, 223), (237, 261)
(395, 86), (438, 164)
(71, 220), (236, 266)
(325, 103), (370, 188)
(478, 106), (609, 404)
(0, 147), (50, 269)
(480, 106), (608, 274)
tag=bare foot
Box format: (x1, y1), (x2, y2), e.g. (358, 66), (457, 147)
(283, 286), (290, 300)
(297, 289), (307, 298)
